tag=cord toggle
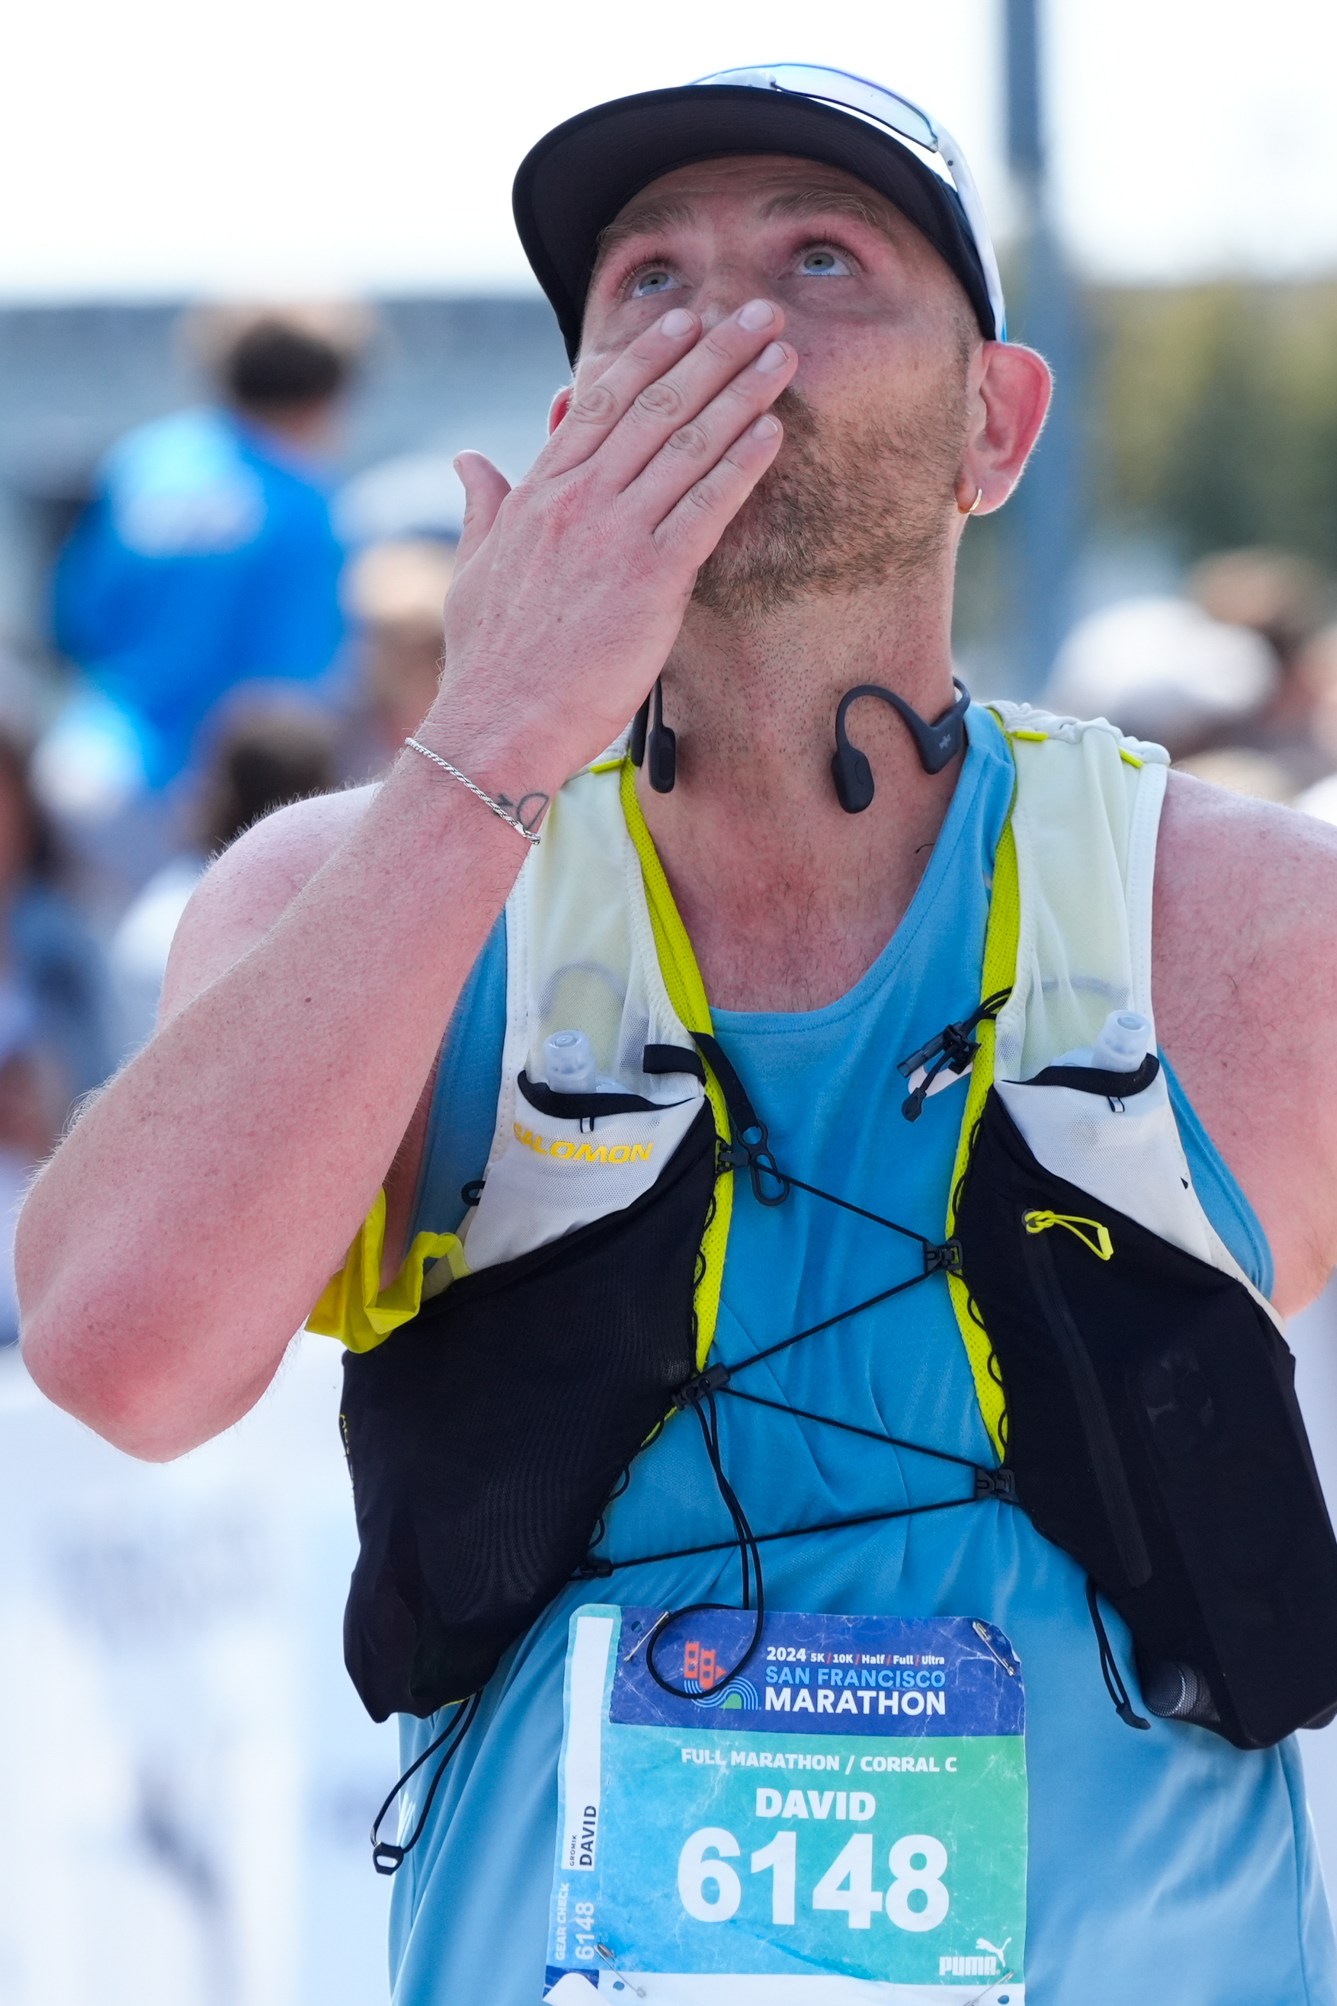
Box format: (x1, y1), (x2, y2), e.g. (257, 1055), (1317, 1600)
(898, 990), (1011, 1123)
(673, 1362), (733, 1409)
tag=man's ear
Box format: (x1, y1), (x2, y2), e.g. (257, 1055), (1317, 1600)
(548, 384), (573, 435)
(959, 343), (1053, 515)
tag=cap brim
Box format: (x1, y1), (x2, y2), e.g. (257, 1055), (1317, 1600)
(512, 84), (995, 364)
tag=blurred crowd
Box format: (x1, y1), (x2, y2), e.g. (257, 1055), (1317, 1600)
(1044, 549), (1337, 810)
(4, 296), (1337, 1354)
(0, 301), (459, 1343)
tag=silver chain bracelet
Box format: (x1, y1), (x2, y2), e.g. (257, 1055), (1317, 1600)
(403, 736), (543, 845)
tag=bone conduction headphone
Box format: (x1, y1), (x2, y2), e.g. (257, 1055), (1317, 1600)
(631, 677), (971, 805)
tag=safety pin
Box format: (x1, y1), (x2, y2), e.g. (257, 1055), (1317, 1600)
(621, 1609), (672, 1666)
(596, 1943), (646, 1996)
(972, 1620), (1017, 1678)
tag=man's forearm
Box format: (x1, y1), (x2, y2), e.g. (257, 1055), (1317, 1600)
(16, 727), (551, 1459)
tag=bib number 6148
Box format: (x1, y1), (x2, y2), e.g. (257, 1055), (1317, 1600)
(677, 1828), (949, 1932)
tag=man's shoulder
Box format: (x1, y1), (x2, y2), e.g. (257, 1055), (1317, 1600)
(1155, 768), (1337, 966)
(1152, 768), (1337, 1114)
(1153, 770), (1337, 1311)
(158, 785), (375, 1022)
(215, 779), (374, 876)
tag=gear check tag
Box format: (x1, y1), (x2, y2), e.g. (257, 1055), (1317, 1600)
(543, 1607), (1027, 2003)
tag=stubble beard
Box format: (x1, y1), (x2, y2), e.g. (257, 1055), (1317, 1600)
(691, 377), (972, 621)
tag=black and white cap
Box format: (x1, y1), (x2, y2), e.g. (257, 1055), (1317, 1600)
(512, 74), (1000, 365)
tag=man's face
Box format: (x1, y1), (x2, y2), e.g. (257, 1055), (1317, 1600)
(579, 155), (980, 616)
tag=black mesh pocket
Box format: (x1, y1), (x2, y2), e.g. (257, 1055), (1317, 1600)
(341, 1101), (717, 1721)
(955, 1086), (1337, 1749)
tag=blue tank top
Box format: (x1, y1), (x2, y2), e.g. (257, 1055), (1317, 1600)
(388, 711), (1334, 2004)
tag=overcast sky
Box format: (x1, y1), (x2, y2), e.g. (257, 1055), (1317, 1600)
(3, 0), (1335, 299)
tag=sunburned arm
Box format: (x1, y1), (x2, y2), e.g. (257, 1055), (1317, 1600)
(1152, 771), (1337, 1316)
(15, 751), (537, 1460)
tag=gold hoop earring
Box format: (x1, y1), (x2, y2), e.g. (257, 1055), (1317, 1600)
(958, 487), (984, 516)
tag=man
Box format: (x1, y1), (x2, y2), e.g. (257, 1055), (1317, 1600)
(51, 302), (365, 795)
(17, 64), (1337, 2005)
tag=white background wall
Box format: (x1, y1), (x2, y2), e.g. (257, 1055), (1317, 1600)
(0, 1338), (395, 2006)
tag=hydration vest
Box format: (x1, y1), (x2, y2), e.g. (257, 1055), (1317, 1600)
(320, 705), (1337, 1754)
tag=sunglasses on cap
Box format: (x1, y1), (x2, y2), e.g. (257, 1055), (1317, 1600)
(690, 63), (1007, 342)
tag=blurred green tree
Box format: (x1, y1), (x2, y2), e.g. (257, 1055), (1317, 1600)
(1091, 280), (1337, 566)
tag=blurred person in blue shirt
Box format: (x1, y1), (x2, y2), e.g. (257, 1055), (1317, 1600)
(49, 304), (369, 802)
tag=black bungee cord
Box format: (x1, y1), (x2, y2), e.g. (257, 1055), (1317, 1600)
(369, 1691), (483, 1875)
(370, 1000), (1023, 1871)
(583, 1027), (1018, 1704)
(1085, 1578), (1150, 1732)
(642, 1383), (767, 1701)
(607, 1024), (1149, 1743)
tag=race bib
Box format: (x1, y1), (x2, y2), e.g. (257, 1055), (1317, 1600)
(544, 1607), (1027, 2003)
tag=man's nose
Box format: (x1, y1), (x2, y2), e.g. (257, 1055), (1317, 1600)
(694, 272), (776, 334)
(697, 297), (741, 333)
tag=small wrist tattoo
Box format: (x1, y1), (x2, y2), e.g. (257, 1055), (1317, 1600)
(403, 737), (547, 846)
(494, 789), (551, 835)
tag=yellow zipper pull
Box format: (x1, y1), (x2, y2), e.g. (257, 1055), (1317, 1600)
(1024, 1209), (1114, 1260)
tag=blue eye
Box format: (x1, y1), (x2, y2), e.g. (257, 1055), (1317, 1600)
(631, 267), (679, 298)
(799, 246), (851, 276)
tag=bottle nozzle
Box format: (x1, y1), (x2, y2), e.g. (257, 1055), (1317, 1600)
(1090, 1009), (1151, 1074)
(543, 1029), (598, 1096)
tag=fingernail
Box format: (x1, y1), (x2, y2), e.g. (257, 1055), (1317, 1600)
(738, 299), (775, 330)
(754, 341), (789, 373)
(660, 307), (694, 338)
(752, 414), (781, 438)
